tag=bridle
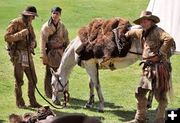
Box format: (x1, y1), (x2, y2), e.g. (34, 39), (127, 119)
(54, 74), (70, 106)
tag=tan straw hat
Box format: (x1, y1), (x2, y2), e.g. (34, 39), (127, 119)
(22, 6), (38, 17)
(133, 10), (160, 25)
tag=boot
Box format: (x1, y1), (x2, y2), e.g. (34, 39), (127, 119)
(128, 90), (148, 123)
(28, 84), (41, 108)
(134, 98), (147, 122)
(154, 118), (165, 123)
(154, 100), (167, 123)
(29, 101), (42, 108)
(15, 84), (25, 108)
(28, 95), (42, 108)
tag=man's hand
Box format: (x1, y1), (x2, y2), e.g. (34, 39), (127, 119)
(42, 56), (48, 65)
(30, 42), (36, 49)
(149, 55), (160, 62)
(19, 28), (29, 37)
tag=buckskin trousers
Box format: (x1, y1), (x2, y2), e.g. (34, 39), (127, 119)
(154, 91), (168, 122)
(134, 87), (167, 122)
(44, 65), (58, 98)
(14, 60), (38, 107)
(135, 87), (148, 122)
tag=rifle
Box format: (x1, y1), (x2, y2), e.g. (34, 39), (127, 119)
(26, 25), (35, 55)
(6, 42), (17, 62)
(25, 22), (64, 109)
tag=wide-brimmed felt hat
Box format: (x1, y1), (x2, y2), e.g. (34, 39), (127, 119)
(22, 6), (38, 17)
(133, 11), (160, 25)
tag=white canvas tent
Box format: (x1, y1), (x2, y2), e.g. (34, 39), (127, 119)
(147, 0), (180, 53)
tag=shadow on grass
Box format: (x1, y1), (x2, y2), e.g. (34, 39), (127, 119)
(21, 106), (37, 111)
(52, 110), (105, 122)
(67, 97), (122, 111)
(18, 97), (156, 123)
(111, 109), (136, 122)
(63, 97), (156, 122)
(112, 109), (156, 122)
(0, 120), (5, 123)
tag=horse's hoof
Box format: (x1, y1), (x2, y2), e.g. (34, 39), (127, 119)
(84, 103), (93, 108)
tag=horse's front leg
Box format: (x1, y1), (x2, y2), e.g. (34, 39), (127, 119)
(85, 63), (104, 112)
(85, 79), (95, 108)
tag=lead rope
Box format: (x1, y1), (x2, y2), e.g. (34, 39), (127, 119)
(26, 26), (64, 109)
(112, 28), (123, 54)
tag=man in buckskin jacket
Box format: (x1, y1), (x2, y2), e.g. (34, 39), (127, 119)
(40, 6), (69, 98)
(4, 6), (41, 108)
(126, 11), (176, 123)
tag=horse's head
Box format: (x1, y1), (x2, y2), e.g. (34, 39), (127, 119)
(50, 68), (69, 106)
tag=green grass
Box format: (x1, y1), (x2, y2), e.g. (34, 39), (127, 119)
(0, 0), (180, 123)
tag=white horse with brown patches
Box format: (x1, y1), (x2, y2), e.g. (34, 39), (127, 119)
(50, 18), (142, 112)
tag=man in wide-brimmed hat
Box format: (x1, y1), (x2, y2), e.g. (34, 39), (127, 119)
(4, 6), (41, 108)
(22, 6), (38, 17)
(126, 10), (176, 123)
(133, 10), (160, 25)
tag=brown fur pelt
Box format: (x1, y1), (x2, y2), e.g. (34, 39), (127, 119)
(157, 61), (171, 97)
(77, 17), (131, 60)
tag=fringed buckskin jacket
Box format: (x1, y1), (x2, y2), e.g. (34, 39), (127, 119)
(4, 17), (36, 66)
(40, 18), (69, 67)
(126, 25), (176, 96)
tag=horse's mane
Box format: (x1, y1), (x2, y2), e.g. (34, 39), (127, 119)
(57, 39), (77, 78)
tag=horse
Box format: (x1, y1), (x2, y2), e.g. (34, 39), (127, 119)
(50, 19), (142, 112)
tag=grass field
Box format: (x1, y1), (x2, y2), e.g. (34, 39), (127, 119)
(0, 0), (180, 123)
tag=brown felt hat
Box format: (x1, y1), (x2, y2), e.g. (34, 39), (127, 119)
(133, 10), (160, 25)
(22, 6), (38, 17)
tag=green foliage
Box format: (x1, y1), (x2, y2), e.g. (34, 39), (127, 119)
(0, 0), (180, 123)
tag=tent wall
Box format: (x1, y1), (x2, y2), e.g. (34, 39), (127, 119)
(147, 0), (180, 52)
